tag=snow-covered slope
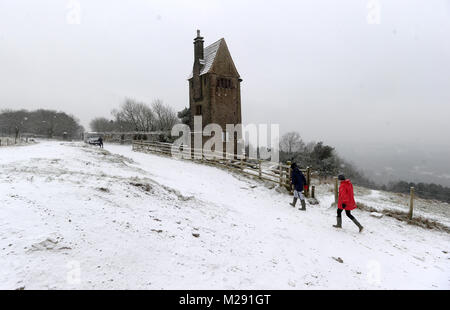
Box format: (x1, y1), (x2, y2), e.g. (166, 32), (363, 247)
(1, 141), (449, 289)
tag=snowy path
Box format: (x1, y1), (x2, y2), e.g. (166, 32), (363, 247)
(0, 141), (449, 289)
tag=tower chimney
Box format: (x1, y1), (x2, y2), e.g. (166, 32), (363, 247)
(192, 30), (204, 100)
(193, 29), (204, 63)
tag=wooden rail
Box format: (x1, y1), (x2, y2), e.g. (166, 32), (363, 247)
(0, 137), (30, 147)
(131, 140), (312, 193)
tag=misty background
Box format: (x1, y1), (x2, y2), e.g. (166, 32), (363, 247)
(1, 0), (449, 186)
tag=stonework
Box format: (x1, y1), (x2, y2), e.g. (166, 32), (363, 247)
(188, 30), (242, 132)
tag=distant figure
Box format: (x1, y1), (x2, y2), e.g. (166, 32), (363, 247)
(290, 163), (307, 211)
(333, 174), (364, 232)
(98, 136), (103, 148)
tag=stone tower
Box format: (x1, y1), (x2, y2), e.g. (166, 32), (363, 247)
(188, 30), (242, 138)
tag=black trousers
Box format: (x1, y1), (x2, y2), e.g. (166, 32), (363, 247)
(337, 208), (355, 220)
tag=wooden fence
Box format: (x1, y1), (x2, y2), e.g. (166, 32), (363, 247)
(84, 131), (169, 145)
(132, 140), (313, 197)
(0, 137), (30, 147)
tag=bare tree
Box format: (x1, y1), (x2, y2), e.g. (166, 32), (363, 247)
(304, 141), (316, 153)
(0, 109), (83, 140)
(93, 98), (180, 134)
(90, 117), (115, 132)
(152, 99), (179, 131)
(112, 98), (156, 132)
(0, 109), (28, 142)
(280, 131), (305, 154)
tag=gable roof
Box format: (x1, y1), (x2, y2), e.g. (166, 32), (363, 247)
(188, 38), (223, 79)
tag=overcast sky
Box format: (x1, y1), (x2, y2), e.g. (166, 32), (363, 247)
(1, 0), (449, 149)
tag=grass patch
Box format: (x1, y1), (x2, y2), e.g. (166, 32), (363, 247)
(356, 201), (450, 233)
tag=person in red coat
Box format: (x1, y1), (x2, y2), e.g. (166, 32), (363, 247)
(333, 174), (364, 232)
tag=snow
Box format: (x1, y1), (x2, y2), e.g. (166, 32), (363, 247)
(1, 141), (449, 289)
(357, 188), (450, 228)
(370, 212), (384, 219)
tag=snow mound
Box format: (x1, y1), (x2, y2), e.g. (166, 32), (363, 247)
(370, 212), (384, 219)
(29, 234), (71, 252)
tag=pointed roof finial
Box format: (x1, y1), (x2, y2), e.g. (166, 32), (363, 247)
(197, 29), (201, 37)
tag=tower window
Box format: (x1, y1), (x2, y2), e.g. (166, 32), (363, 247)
(217, 78), (232, 89)
(196, 105), (202, 115)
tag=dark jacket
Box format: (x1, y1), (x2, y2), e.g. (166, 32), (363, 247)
(291, 167), (306, 191)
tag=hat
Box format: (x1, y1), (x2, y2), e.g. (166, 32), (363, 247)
(338, 174), (346, 181)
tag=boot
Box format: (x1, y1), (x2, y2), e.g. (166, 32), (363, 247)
(299, 199), (306, 211)
(333, 216), (342, 228)
(289, 197), (297, 207)
(352, 218), (364, 233)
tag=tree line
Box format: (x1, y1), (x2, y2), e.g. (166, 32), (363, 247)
(381, 181), (450, 203)
(279, 131), (450, 203)
(279, 131), (377, 188)
(0, 109), (84, 141)
(90, 98), (181, 134)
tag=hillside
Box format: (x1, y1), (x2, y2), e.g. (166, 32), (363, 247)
(0, 141), (449, 289)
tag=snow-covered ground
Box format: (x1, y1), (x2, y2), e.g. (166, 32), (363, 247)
(1, 141), (449, 289)
(354, 186), (450, 229)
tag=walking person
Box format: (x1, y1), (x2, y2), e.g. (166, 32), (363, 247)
(333, 174), (364, 232)
(98, 136), (104, 148)
(289, 163), (307, 211)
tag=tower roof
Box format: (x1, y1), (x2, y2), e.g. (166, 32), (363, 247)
(188, 38), (223, 79)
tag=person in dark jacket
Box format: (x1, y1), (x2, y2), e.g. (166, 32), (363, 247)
(290, 163), (307, 211)
(98, 136), (104, 148)
(333, 174), (364, 232)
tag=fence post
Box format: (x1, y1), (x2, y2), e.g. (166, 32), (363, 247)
(307, 167), (311, 185)
(258, 160), (262, 178)
(305, 167), (311, 197)
(334, 176), (338, 205)
(408, 187), (415, 220)
(240, 157), (244, 170)
(279, 164), (282, 186)
(311, 185), (315, 199)
(286, 161), (292, 191)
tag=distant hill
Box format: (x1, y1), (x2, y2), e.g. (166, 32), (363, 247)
(335, 141), (450, 187)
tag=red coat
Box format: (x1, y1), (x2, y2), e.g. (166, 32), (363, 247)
(338, 179), (357, 210)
